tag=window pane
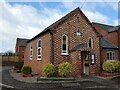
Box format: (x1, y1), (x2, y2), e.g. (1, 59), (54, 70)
(38, 56), (41, 58)
(30, 44), (32, 49)
(63, 44), (66, 51)
(62, 35), (68, 54)
(30, 51), (32, 55)
(38, 40), (41, 47)
(63, 36), (66, 44)
(89, 39), (92, 48)
(110, 52), (112, 60)
(107, 53), (109, 60)
(38, 49), (41, 55)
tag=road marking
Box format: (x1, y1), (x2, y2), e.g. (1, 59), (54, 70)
(0, 83), (14, 88)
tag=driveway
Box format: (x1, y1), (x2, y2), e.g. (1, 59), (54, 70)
(1, 66), (120, 90)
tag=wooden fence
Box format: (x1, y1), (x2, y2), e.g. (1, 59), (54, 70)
(0, 56), (19, 66)
(0, 56), (18, 62)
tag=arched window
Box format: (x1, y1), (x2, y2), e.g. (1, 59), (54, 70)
(30, 43), (33, 60)
(88, 37), (93, 49)
(37, 40), (42, 60)
(62, 34), (68, 55)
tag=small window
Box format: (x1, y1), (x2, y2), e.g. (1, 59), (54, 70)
(77, 17), (80, 23)
(62, 34), (68, 55)
(30, 43), (33, 60)
(106, 51), (115, 61)
(88, 37), (93, 49)
(37, 40), (42, 60)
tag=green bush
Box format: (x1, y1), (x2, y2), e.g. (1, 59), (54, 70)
(21, 65), (32, 75)
(42, 64), (55, 77)
(102, 61), (120, 73)
(14, 65), (19, 68)
(112, 61), (120, 73)
(58, 62), (72, 77)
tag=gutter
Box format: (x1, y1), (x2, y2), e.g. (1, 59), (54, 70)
(49, 30), (54, 65)
(99, 37), (102, 73)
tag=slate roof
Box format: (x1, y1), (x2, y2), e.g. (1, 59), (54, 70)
(71, 44), (87, 51)
(93, 22), (120, 32)
(70, 38), (118, 51)
(17, 38), (29, 47)
(101, 38), (118, 49)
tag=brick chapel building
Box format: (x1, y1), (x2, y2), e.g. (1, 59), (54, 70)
(15, 38), (29, 62)
(24, 7), (120, 77)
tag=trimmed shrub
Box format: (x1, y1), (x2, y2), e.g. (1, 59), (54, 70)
(103, 62), (114, 73)
(14, 65), (19, 68)
(21, 65), (32, 75)
(42, 64), (55, 77)
(102, 61), (120, 73)
(58, 62), (72, 77)
(112, 61), (120, 73)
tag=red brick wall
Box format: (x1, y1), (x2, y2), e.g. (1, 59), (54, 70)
(93, 23), (118, 46)
(15, 40), (25, 62)
(24, 9), (101, 77)
(104, 32), (118, 47)
(18, 46), (25, 62)
(24, 32), (52, 76)
(53, 11), (100, 76)
(101, 49), (119, 62)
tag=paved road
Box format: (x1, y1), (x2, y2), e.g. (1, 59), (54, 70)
(1, 66), (120, 90)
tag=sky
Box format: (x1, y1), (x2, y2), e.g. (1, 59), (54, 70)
(0, 0), (120, 53)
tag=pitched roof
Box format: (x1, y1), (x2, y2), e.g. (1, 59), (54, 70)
(101, 38), (118, 49)
(27, 7), (101, 43)
(70, 44), (87, 51)
(17, 38), (29, 47)
(27, 7), (80, 43)
(70, 38), (118, 51)
(93, 22), (120, 33)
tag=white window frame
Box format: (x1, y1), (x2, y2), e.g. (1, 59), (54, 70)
(37, 40), (42, 60)
(106, 51), (115, 61)
(61, 34), (68, 55)
(88, 37), (93, 49)
(30, 43), (33, 60)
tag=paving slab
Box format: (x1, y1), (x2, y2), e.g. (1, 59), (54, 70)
(62, 83), (80, 87)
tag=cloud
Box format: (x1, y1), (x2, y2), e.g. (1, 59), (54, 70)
(83, 10), (109, 24)
(107, 2), (118, 11)
(0, 2), (64, 52)
(116, 19), (120, 25)
(0, 1), (117, 52)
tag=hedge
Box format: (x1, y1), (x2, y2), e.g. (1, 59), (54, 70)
(58, 62), (72, 77)
(21, 65), (32, 75)
(42, 64), (55, 77)
(102, 61), (120, 73)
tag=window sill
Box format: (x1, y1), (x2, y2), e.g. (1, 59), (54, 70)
(61, 53), (69, 56)
(37, 58), (42, 61)
(30, 59), (32, 60)
(107, 60), (115, 62)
